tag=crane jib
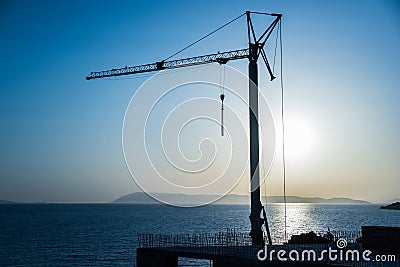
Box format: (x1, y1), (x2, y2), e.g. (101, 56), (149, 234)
(85, 48), (249, 80)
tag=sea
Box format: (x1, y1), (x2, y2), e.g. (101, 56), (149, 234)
(0, 204), (399, 266)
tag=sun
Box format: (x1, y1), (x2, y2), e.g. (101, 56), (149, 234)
(284, 117), (316, 159)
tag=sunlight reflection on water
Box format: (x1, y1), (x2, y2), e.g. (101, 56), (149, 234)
(267, 204), (318, 241)
(264, 203), (400, 242)
(1, 204), (399, 266)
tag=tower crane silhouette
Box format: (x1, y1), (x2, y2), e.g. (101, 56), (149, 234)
(86, 11), (282, 246)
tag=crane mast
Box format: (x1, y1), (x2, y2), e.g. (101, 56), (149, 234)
(86, 11), (282, 246)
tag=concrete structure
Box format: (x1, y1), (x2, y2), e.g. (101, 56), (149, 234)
(136, 230), (400, 266)
(137, 246), (342, 267)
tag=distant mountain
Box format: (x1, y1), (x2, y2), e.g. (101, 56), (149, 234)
(388, 198), (400, 203)
(112, 192), (370, 205)
(0, 200), (19, 204)
(261, 196), (369, 204)
(113, 192), (220, 205)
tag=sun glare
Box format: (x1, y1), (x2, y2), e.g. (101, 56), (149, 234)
(284, 118), (316, 159)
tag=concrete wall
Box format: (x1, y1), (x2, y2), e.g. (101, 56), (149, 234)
(137, 248), (177, 267)
(137, 248), (342, 267)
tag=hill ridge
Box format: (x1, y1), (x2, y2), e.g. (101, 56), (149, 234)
(113, 192), (371, 204)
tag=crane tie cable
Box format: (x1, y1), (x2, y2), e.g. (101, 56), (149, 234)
(272, 23), (279, 74)
(164, 13), (246, 61)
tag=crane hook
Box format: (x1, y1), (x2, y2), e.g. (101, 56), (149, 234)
(220, 93), (225, 136)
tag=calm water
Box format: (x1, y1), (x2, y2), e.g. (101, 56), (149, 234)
(0, 204), (399, 266)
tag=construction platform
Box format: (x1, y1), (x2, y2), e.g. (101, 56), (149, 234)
(136, 229), (400, 267)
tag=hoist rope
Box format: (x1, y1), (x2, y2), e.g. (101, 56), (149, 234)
(221, 100), (224, 136)
(219, 65), (223, 95)
(220, 64), (226, 136)
(263, 158), (268, 238)
(164, 13), (246, 61)
(259, 17), (286, 244)
(279, 20), (287, 240)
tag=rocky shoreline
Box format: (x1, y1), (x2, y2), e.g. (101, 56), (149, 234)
(381, 202), (400, 210)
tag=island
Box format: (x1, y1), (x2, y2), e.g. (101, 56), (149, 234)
(381, 202), (400, 210)
(112, 192), (371, 205)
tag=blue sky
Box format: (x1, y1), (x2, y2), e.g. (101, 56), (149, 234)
(0, 0), (399, 203)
